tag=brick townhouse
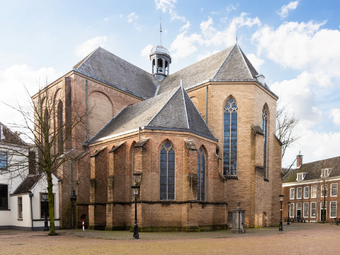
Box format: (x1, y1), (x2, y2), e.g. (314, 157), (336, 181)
(282, 154), (340, 222)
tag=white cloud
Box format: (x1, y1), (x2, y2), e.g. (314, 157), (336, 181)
(75, 36), (107, 57)
(0, 64), (60, 127)
(197, 50), (219, 62)
(226, 3), (239, 13)
(154, 0), (186, 22)
(180, 21), (191, 31)
(141, 44), (153, 57)
(170, 13), (260, 59)
(330, 109), (340, 127)
(277, 1), (299, 19)
(104, 17), (109, 22)
(127, 12), (138, 23)
(252, 20), (340, 78)
(170, 31), (201, 59)
(246, 54), (264, 71)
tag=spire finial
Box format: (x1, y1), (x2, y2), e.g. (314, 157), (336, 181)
(160, 17), (163, 46)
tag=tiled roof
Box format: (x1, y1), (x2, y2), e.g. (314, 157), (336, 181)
(89, 86), (216, 144)
(74, 47), (158, 99)
(0, 121), (28, 146)
(157, 44), (273, 95)
(283, 156), (340, 183)
(12, 174), (42, 195)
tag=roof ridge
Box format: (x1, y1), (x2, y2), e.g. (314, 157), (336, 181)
(212, 44), (236, 79)
(146, 86), (182, 126)
(180, 84), (190, 129)
(74, 47), (100, 70)
(236, 44), (253, 79)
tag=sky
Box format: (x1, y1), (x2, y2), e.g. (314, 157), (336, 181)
(0, 0), (340, 166)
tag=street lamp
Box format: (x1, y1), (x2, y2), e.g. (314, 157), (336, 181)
(287, 201), (291, 225)
(279, 194), (284, 231)
(131, 185), (140, 239)
(41, 193), (49, 231)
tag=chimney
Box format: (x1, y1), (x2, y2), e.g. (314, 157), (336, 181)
(296, 151), (303, 168)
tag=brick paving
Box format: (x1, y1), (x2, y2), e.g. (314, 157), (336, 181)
(1, 223), (340, 254)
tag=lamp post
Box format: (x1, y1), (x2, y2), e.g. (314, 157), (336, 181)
(287, 201), (291, 225)
(279, 194), (284, 231)
(131, 185), (140, 239)
(42, 193), (49, 231)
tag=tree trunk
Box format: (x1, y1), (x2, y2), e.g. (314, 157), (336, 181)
(47, 171), (56, 235)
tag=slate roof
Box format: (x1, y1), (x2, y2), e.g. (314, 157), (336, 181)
(74, 47), (158, 99)
(0, 122), (28, 146)
(89, 85), (216, 144)
(283, 156), (340, 183)
(12, 174), (42, 195)
(157, 44), (272, 95)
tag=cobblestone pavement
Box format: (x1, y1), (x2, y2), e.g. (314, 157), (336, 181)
(1, 223), (340, 254)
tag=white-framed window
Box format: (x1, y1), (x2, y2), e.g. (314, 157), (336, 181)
(310, 202), (316, 218)
(290, 188), (295, 200)
(304, 186), (309, 199)
(18, 197), (22, 219)
(297, 187), (302, 199)
(303, 202), (309, 218)
(311, 185), (317, 198)
(321, 185), (328, 197)
(331, 183), (338, 197)
(297, 173), (303, 181)
(290, 203), (294, 218)
(330, 201), (337, 218)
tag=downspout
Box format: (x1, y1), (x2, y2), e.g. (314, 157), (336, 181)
(86, 80), (89, 142)
(206, 85), (208, 124)
(29, 191), (34, 231)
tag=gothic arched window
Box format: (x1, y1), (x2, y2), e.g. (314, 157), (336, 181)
(160, 141), (175, 200)
(197, 147), (205, 201)
(262, 105), (268, 178)
(223, 97), (238, 176)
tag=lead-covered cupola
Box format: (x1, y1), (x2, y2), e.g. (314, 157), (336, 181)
(149, 45), (171, 81)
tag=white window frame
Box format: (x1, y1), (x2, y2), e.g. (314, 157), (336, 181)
(303, 202), (309, 218)
(311, 185), (317, 198)
(297, 173), (304, 181)
(330, 201), (337, 218)
(18, 197), (22, 219)
(290, 203), (294, 218)
(290, 188), (295, 200)
(297, 187), (302, 199)
(304, 186), (309, 199)
(321, 184), (328, 197)
(310, 202), (316, 218)
(331, 183), (338, 197)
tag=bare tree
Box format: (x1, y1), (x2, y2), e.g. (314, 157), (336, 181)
(320, 169), (329, 223)
(5, 87), (85, 235)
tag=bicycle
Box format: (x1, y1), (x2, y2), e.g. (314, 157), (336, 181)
(329, 218), (340, 225)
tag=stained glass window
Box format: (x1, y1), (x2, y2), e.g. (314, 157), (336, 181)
(223, 97), (238, 176)
(197, 147), (205, 201)
(160, 141), (175, 200)
(262, 106), (268, 178)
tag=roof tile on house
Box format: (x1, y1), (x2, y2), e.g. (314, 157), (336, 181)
(12, 174), (42, 195)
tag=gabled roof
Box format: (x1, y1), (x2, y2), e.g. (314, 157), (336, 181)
(283, 156), (340, 183)
(89, 86), (216, 144)
(0, 121), (28, 146)
(74, 47), (158, 99)
(12, 174), (42, 195)
(157, 44), (273, 95)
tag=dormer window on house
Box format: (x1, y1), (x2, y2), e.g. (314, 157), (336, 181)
(321, 168), (332, 178)
(296, 172), (306, 181)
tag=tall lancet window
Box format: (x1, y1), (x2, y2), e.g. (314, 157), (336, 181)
(160, 141), (175, 200)
(197, 147), (205, 201)
(223, 97), (238, 176)
(262, 106), (268, 178)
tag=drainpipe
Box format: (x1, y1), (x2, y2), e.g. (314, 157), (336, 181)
(206, 85), (208, 124)
(29, 191), (34, 231)
(86, 80), (89, 142)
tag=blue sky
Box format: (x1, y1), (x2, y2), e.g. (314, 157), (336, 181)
(1, 0), (340, 166)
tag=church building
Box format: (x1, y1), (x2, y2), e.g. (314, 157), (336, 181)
(32, 41), (282, 230)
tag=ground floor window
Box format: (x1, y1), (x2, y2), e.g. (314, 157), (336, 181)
(330, 201), (337, 218)
(311, 202), (316, 218)
(18, 197), (22, 219)
(0, 185), (8, 210)
(303, 202), (309, 218)
(40, 193), (54, 218)
(289, 203), (294, 218)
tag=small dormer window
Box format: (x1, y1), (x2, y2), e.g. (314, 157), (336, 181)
(296, 172), (306, 181)
(321, 168), (332, 178)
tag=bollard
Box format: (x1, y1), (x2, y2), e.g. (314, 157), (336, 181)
(82, 219), (85, 231)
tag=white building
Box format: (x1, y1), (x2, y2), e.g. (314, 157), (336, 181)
(0, 122), (59, 230)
